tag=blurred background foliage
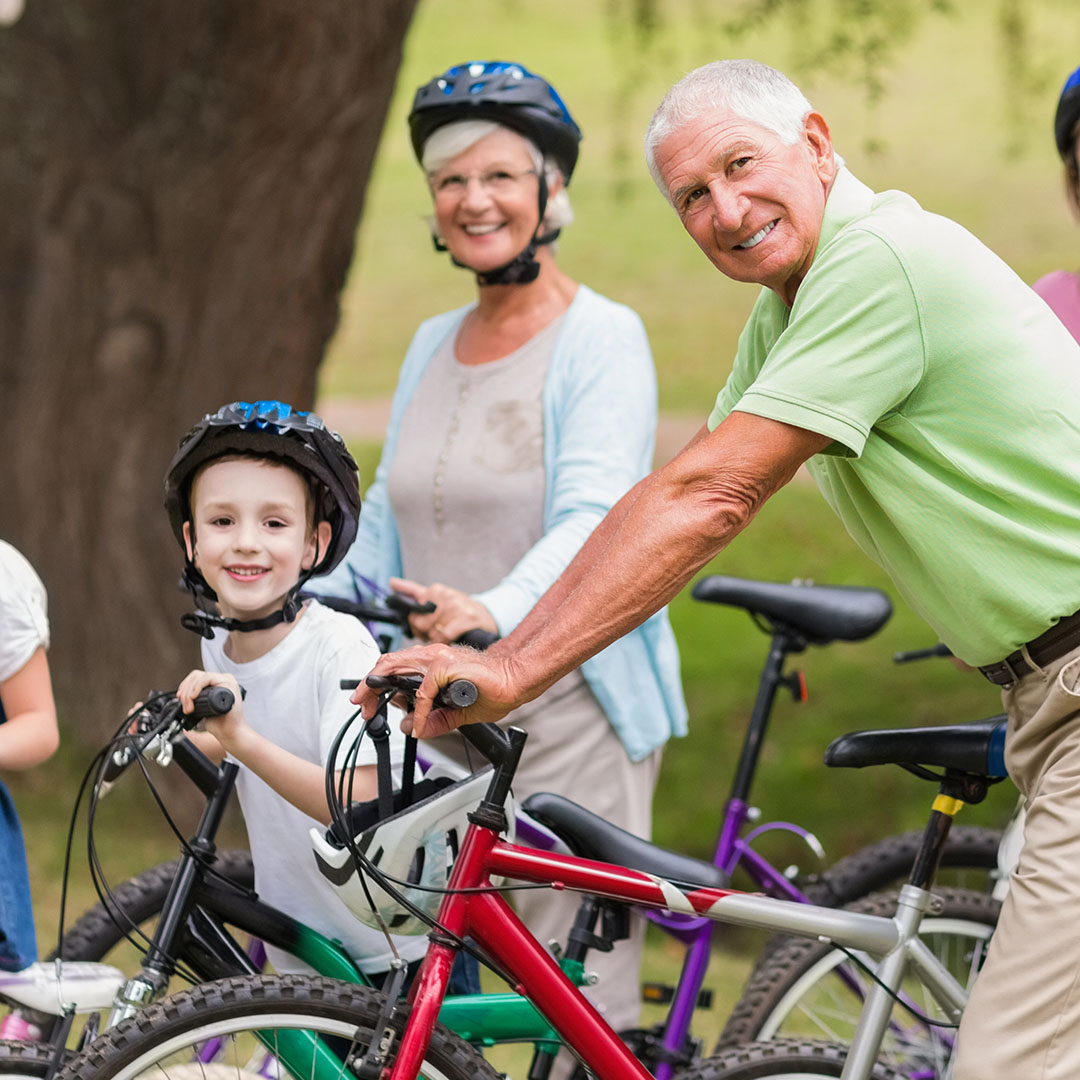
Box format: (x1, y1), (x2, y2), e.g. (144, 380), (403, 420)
(17, 0), (1073, 987)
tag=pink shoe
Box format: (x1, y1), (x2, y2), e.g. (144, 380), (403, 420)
(0, 1012), (43, 1040)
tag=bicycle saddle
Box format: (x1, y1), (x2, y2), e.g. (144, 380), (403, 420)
(521, 792), (728, 889)
(824, 716), (1008, 778)
(691, 575), (892, 644)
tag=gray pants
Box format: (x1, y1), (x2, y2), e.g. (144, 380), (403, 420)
(954, 645), (1080, 1078)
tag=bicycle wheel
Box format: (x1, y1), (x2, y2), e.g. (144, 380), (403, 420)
(718, 888), (997, 1079)
(0, 1040), (62, 1079)
(684, 1039), (903, 1079)
(803, 827), (1002, 906)
(56, 974), (498, 1080)
(47, 852), (254, 965)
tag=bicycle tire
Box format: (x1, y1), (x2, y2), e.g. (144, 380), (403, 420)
(718, 888), (998, 1079)
(0, 1040), (65, 1079)
(802, 826), (1002, 907)
(47, 851), (254, 963)
(55, 974), (497, 1080)
(683, 1039), (903, 1079)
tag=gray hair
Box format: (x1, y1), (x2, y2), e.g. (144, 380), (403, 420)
(644, 60), (832, 198)
(420, 119), (574, 233)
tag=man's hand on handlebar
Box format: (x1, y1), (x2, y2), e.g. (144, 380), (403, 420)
(351, 643), (519, 738)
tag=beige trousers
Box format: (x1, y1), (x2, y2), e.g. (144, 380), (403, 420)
(953, 645), (1080, 1079)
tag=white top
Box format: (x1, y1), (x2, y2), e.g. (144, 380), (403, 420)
(388, 316), (558, 589)
(201, 600), (427, 973)
(0, 541), (49, 684)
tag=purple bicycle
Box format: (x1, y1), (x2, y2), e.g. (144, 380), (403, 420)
(517, 575), (1004, 1078)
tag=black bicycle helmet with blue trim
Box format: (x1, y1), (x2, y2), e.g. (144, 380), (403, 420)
(409, 61), (582, 181)
(1055, 64), (1080, 161)
(409, 61), (583, 286)
(165, 400), (361, 636)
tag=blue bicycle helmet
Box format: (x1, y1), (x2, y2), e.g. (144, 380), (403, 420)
(1054, 64), (1080, 161)
(409, 62), (583, 286)
(409, 61), (582, 182)
(165, 401), (360, 635)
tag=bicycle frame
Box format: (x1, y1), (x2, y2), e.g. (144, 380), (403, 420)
(390, 820), (967, 1080)
(97, 729), (568, 1055)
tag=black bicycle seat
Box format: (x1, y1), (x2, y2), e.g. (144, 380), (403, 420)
(521, 793), (728, 890)
(824, 716), (1008, 777)
(691, 575), (892, 645)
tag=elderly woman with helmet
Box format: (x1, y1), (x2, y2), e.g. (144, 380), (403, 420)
(1034, 65), (1080, 339)
(317, 61), (687, 1033)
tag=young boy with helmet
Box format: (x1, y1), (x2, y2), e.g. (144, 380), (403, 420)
(163, 400), (428, 978)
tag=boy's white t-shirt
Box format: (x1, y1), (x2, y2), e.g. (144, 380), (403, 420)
(0, 541), (50, 683)
(200, 599), (427, 974)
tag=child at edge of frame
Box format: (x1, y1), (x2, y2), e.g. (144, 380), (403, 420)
(0, 538), (60, 1021)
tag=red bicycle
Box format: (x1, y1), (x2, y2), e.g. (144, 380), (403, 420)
(58, 670), (1004, 1080)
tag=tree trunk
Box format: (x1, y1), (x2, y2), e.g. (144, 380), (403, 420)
(0, 1), (417, 741)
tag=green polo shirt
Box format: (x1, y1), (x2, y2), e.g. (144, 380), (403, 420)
(709, 167), (1080, 666)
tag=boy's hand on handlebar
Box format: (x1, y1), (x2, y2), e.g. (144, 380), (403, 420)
(390, 577), (498, 645)
(352, 643), (517, 738)
(177, 670), (245, 749)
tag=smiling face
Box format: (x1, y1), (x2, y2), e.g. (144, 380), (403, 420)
(183, 456), (330, 622)
(428, 127), (551, 273)
(654, 107), (837, 307)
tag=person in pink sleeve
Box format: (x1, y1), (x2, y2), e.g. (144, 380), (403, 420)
(1033, 65), (1080, 341)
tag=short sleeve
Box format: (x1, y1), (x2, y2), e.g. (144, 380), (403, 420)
(726, 227), (926, 457)
(0, 542), (50, 684)
(314, 612), (406, 773)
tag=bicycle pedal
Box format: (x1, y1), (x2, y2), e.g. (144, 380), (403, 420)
(641, 982), (674, 1004)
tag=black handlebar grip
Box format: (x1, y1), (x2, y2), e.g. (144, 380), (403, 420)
(364, 673), (478, 710)
(385, 594), (438, 617)
(893, 643), (953, 664)
(455, 628), (499, 651)
(182, 685), (237, 728)
(439, 679), (479, 709)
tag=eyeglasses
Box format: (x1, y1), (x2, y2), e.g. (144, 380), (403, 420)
(429, 168), (538, 198)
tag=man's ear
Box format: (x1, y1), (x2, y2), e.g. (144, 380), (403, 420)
(305, 520), (334, 570)
(182, 521), (197, 563)
(803, 111), (837, 183)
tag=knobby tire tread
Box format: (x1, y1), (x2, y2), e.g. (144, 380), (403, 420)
(55, 974), (496, 1080)
(685, 1038), (904, 1079)
(47, 851), (254, 962)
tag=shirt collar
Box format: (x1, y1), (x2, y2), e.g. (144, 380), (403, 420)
(816, 166), (875, 255)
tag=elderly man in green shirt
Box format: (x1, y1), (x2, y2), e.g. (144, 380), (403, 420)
(359, 59), (1080, 1076)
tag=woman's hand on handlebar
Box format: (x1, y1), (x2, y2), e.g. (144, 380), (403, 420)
(389, 577), (498, 645)
(352, 643), (518, 738)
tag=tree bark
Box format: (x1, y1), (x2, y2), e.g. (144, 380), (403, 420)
(0, 1), (417, 741)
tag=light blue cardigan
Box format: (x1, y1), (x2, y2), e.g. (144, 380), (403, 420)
(317, 284), (687, 760)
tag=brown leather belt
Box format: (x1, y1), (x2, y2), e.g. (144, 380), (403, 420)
(979, 609), (1080, 688)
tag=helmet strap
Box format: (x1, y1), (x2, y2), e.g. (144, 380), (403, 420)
(437, 171), (558, 287)
(179, 535), (323, 639)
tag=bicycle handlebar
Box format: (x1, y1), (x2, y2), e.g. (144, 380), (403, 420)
(360, 672), (515, 765)
(302, 592), (437, 627)
(893, 643), (953, 664)
(364, 673), (479, 710)
(102, 686), (236, 785)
